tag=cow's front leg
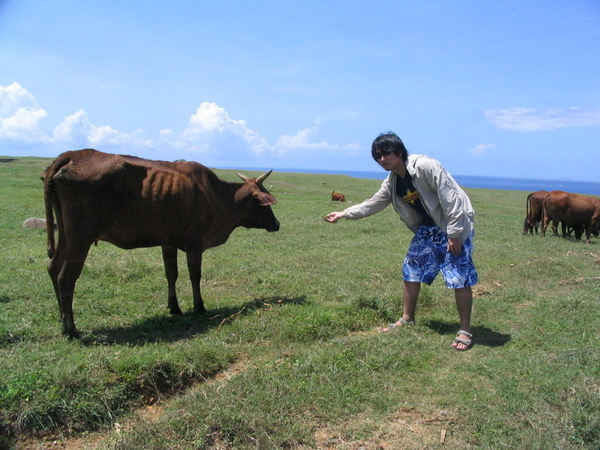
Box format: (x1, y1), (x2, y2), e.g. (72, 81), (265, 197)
(186, 249), (206, 314)
(161, 246), (182, 315)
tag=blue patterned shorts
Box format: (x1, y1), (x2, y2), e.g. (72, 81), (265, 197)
(403, 226), (478, 289)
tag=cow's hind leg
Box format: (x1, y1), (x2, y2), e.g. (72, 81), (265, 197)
(161, 246), (182, 315)
(541, 214), (550, 237)
(48, 253), (64, 316)
(48, 243), (91, 338)
(186, 249), (206, 314)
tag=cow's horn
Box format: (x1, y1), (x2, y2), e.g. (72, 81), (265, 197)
(237, 172), (248, 182)
(256, 170), (273, 184)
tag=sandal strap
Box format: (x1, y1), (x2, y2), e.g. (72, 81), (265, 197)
(399, 318), (415, 325)
(457, 330), (473, 339)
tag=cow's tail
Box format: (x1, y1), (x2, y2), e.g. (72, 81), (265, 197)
(525, 192), (533, 220)
(42, 155), (69, 259)
(541, 192), (550, 232)
(43, 167), (57, 259)
(523, 192), (533, 234)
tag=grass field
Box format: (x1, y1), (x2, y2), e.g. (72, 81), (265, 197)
(0, 156), (599, 449)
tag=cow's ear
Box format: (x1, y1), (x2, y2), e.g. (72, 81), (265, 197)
(254, 191), (277, 206)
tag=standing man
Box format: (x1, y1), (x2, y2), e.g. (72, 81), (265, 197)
(324, 132), (478, 350)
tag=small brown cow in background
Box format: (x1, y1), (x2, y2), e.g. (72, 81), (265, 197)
(331, 191), (346, 202)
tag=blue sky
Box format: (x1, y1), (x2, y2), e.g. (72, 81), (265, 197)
(1, 0), (599, 181)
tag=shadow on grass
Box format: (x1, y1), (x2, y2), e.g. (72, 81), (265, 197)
(0, 332), (28, 346)
(424, 320), (511, 348)
(80, 295), (307, 346)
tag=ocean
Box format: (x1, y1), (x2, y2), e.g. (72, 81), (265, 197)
(271, 168), (600, 196)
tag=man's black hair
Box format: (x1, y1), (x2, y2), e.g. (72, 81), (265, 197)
(371, 132), (408, 163)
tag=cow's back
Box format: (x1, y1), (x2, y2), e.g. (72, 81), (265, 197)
(544, 191), (569, 217)
(564, 193), (596, 224)
(46, 149), (216, 249)
(529, 190), (548, 215)
(545, 190), (595, 225)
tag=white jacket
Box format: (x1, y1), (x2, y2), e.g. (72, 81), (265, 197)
(343, 154), (475, 243)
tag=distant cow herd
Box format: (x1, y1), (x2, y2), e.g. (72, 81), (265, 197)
(523, 190), (600, 243)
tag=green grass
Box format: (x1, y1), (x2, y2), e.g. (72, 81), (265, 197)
(1, 156), (599, 449)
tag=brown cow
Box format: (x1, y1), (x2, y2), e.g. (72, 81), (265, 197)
(43, 149), (280, 337)
(331, 191), (346, 202)
(523, 190), (582, 237)
(522, 190), (548, 235)
(542, 190), (600, 243)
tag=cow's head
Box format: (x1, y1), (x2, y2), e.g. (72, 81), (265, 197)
(236, 171), (280, 232)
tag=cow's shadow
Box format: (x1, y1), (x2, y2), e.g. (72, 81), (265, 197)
(81, 295), (307, 346)
(423, 319), (511, 348)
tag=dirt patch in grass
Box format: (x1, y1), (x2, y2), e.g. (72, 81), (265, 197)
(14, 359), (252, 449)
(311, 406), (475, 449)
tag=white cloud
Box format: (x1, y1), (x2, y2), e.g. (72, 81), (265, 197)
(49, 110), (150, 149)
(0, 82), (36, 116)
(0, 107), (48, 141)
(468, 143), (496, 156)
(484, 106), (600, 131)
(273, 120), (360, 156)
(0, 82), (48, 141)
(0, 83), (360, 163)
(180, 102), (270, 155)
(50, 110), (93, 144)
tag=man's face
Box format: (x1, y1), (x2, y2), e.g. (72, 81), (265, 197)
(377, 151), (405, 174)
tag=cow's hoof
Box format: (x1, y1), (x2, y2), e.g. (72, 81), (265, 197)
(169, 307), (183, 315)
(64, 330), (81, 340)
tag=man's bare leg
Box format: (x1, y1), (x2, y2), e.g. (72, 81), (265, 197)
(452, 286), (473, 350)
(380, 281), (420, 331)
